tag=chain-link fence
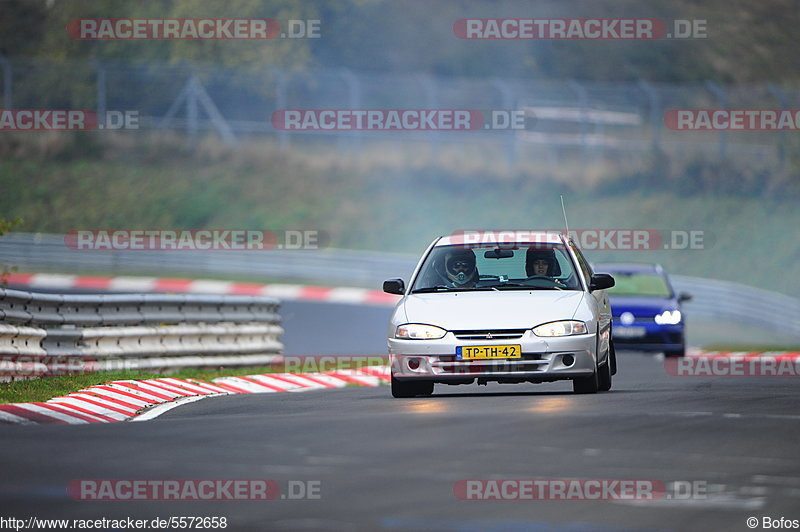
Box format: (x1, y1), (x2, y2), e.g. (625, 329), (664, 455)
(1, 57), (796, 169)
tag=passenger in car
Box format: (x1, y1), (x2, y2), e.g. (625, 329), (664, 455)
(525, 248), (561, 276)
(525, 248), (563, 283)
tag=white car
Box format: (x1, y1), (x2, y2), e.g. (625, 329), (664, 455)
(383, 232), (616, 397)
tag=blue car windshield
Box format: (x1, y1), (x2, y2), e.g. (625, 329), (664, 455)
(607, 273), (672, 297)
(411, 244), (581, 292)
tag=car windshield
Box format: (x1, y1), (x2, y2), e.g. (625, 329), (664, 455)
(410, 243), (581, 292)
(606, 272), (673, 297)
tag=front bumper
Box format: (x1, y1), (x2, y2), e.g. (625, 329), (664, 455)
(388, 331), (597, 384)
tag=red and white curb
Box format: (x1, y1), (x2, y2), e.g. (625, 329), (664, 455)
(0, 366), (390, 425)
(3, 273), (400, 306)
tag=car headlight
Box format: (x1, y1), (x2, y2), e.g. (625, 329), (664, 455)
(395, 323), (447, 340)
(654, 310), (682, 325)
(532, 320), (587, 337)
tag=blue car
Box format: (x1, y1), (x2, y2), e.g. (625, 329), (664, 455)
(593, 263), (691, 357)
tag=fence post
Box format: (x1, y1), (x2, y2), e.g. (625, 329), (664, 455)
(189, 75), (236, 147)
(273, 69), (289, 151)
(0, 54), (12, 109)
(186, 75), (199, 147)
(491, 79), (517, 167)
(339, 68), (362, 154)
(638, 80), (661, 151)
(93, 60), (107, 127)
(158, 71), (191, 137)
(418, 74), (439, 150)
(705, 81), (727, 159)
(767, 83), (787, 168)
(568, 80), (590, 166)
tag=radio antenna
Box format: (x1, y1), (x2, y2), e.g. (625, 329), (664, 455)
(560, 194), (570, 238)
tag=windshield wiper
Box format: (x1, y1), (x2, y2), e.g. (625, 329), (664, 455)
(410, 285), (452, 293)
(485, 283), (564, 291)
(411, 285), (498, 294)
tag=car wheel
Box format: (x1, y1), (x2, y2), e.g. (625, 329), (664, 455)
(574, 338), (602, 394)
(598, 359), (612, 392)
(391, 376), (434, 398)
(573, 366), (599, 394)
(665, 346), (685, 358)
(417, 380), (434, 396)
(610, 340), (618, 376)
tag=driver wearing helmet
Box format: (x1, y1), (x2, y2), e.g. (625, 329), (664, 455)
(443, 248), (479, 287)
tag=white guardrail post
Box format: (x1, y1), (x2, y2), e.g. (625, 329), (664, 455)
(0, 288), (283, 382)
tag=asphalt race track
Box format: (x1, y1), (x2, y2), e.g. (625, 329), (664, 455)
(1, 302), (799, 531)
(280, 301), (392, 356)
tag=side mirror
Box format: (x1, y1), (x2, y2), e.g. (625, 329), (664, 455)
(383, 278), (405, 295)
(678, 292), (692, 303)
(589, 273), (615, 291)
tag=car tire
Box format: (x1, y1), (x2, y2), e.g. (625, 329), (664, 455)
(391, 375), (417, 398)
(574, 337), (602, 394)
(573, 368), (599, 394)
(665, 346), (685, 358)
(598, 359), (612, 392)
(391, 376), (434, 398)
(416, 380), (434, 396)
(610, 340), (618, 376)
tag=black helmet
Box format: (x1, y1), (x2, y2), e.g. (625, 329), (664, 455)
(444, 248), (478, 286)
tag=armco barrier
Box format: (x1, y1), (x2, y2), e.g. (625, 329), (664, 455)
(670, 275), (800, 338)
(0, 288), (283, 382)
(0, 233), (418, 288)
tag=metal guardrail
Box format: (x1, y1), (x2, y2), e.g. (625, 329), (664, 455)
(0, 287), (283, 382)
(2, 233), (799, 340)
(671, 275), (800, 338)
(0, 233), (418, 287)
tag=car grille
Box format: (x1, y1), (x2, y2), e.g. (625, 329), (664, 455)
(615, 331), (683, 344)
(451, 329), (528, 340)
(432, 353), (549, 374)
(613, 316), (655, 323)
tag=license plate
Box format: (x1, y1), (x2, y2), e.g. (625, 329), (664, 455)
(614, 326), (646, 338)
(456, 345), (522, 360)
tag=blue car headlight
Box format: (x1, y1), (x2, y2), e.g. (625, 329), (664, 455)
(654, 310), (682, 325)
